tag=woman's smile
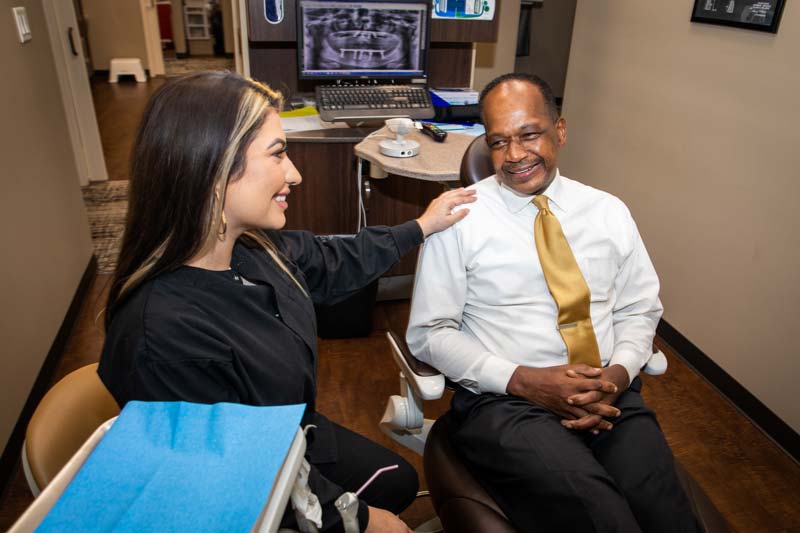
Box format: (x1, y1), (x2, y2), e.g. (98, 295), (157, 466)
(274, 191), (289, 209)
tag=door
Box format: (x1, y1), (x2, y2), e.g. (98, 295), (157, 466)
(140, 0), (166, 77)
(233, 0), (250, 76)
(42, 0), (108, 186)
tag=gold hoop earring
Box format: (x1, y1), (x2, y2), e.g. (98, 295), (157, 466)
(214, 188), (227, 240)
(218, 211), (227, 241)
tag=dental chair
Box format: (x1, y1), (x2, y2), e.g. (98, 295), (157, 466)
(379, 134), (730, 532)
(22, 363), (120, 496)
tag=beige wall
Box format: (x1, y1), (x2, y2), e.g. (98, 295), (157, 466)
(472, 0), (521, 91)
(0, 1), (94, 452)
(561, 0), (800, 432)
(222, 0), (234, 55)
(171, 0), (187, 55)
(189, 38), (214, 56)
(82, 0), (149, 70)
(514, 0), (576, 98)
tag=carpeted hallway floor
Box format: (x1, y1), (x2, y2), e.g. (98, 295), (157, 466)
(163, 56), (234, 77)
(81, 181), (128, 274)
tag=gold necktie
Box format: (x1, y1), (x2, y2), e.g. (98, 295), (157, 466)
(533, 195), (601, 367)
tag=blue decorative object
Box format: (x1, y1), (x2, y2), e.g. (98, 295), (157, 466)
(432, 0), (495, 20)
(265, 0), (284, 24)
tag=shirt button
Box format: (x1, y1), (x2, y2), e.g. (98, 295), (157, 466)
(275, 313), (280, 318)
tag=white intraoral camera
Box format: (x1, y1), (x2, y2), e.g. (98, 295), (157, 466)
(379, 118), (420, 158)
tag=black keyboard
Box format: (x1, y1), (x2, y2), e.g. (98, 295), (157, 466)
(316, 84), (435, 122)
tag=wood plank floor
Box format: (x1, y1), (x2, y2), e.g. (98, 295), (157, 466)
(90, 77), (167, 181)
(1, 76), (798, 531)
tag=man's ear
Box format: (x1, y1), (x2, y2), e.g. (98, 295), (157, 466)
(556, 117), (567, 147)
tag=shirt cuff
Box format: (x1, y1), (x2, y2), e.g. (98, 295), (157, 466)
(478, 355), (519, 394)
(390, 220), (425, 256)
(609, 348), (643, 386)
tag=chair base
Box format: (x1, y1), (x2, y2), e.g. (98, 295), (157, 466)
(424, 413), (517, 533)
(21, 441), (40, 497)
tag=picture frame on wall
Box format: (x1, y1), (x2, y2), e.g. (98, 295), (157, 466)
(690, 0), (786, 33)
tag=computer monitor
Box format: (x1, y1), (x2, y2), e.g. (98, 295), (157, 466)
(297, 0), (430, 81)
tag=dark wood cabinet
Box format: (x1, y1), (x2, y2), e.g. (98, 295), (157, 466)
(428, 44), (473, 88)
(365, 174), (453, 276)
(430, 6), (501, 42)
(283, 140), (361, 235)
(246, 0), (297, 41)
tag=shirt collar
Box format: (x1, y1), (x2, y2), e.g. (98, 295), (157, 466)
(496, 169), (569, 214)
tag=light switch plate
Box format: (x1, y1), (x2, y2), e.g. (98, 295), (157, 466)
(12, 7), (32, 43)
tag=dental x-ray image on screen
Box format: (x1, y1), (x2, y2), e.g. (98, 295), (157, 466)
(298, 1), (428, 79)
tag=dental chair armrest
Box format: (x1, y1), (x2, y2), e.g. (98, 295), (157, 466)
(386, 331), (445, 401)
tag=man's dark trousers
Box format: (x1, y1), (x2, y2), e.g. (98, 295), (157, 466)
(450, 377), (702, 532)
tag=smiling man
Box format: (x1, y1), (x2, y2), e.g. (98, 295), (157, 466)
(406, 73), (701, 532)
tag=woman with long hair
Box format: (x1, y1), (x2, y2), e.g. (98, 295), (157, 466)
(98, 71), (475, 532)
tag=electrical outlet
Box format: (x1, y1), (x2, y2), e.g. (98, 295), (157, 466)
(12, 7), (32, 43)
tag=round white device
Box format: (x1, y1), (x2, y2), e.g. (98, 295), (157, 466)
(379, 117), (420, 158)
(379, 138), (420, 158)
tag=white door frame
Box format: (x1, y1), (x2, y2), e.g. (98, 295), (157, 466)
(140, 0), (166, 76)
(235, 0), (250, 76)
(41, 0), (108, 186)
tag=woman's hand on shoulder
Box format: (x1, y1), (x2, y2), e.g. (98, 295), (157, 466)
(365, 506), (412, 533)
(416, 187), (477, 238)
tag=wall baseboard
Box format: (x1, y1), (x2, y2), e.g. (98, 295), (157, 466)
(91, 70), (151, 79)
(657, 319), (799, 463)
(0, 256), (97, 500)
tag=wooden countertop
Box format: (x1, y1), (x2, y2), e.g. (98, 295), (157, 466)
(354, 126), (476, 182)
(286, 127), (377, 143)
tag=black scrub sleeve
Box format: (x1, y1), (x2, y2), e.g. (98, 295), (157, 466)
(272, 221), (424, 306)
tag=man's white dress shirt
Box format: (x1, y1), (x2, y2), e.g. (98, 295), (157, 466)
(406, 171), (663, 395)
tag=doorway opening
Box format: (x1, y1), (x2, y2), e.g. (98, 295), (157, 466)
(157, 0), (235, 77)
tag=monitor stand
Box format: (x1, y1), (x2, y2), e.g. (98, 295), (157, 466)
(344, 120), (386, 129)
(286, 93), (317, 110)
